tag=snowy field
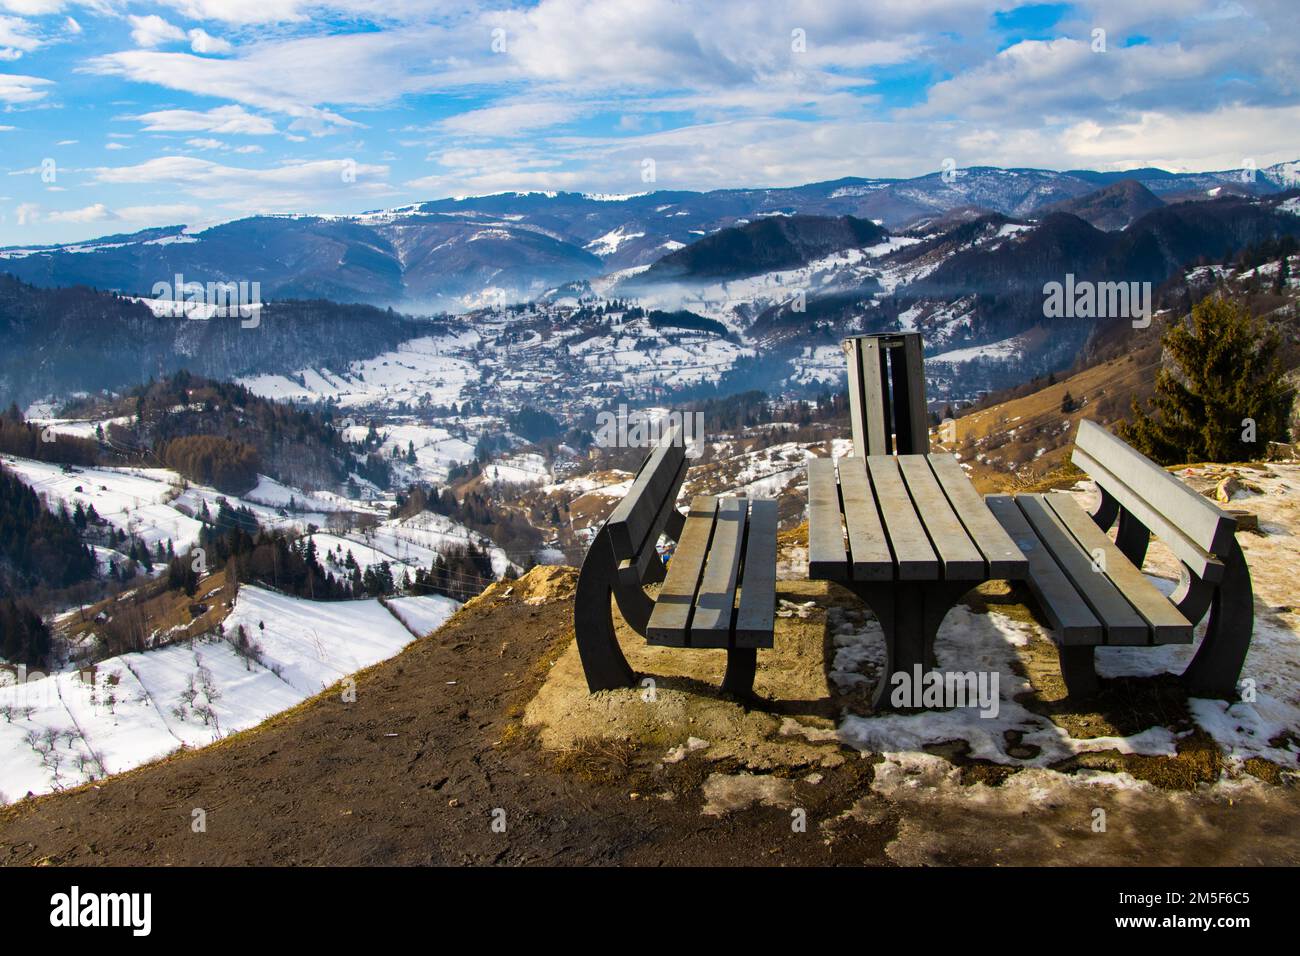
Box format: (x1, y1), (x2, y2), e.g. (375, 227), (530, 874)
(1, 453), (503, 585)
(341, 422), (477, 484)
(0, 586), (458, 803)
(239, 335), (480, 409)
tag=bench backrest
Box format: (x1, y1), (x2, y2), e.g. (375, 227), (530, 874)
(844, 333), (930, 456)
(1072, 419), (1236, 580)
(605, 424), (688, 576)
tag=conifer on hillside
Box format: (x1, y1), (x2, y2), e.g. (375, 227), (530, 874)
(1119, 296), (1292, 464)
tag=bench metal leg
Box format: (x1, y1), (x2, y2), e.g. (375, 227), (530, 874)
(573, 527), (636, 692)
(721, 647), (757, 698)
(1114, 509), (1150, 567)
(1182, 538), (1253, 699)
(1057, 645), (1099, 698)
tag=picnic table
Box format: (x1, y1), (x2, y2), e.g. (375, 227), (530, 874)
(807, 452), (1028, 708)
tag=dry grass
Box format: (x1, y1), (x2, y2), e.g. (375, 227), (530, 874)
(940, 352), (1163, 491)
(59, 570), (233, 660)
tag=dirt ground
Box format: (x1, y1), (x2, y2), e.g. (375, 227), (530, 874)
(1, 567), (1298, 866)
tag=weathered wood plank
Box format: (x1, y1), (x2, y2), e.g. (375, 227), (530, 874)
(861, 338), (891, 456)
(606, 424), (686, 560)
(891, 335), (930, 454)
(1045, 493), (1193, 645)
(897, 455), (983, 580)
(1017, 494), (1149, 645)
(690, 497), (747, 647)
(807, 457), (848, 580)
(836, 456), (893, 581)
(866, 455), (938, 580)
(985, 494), (1102, 645)
(1074, 420), (1236, 556)
(734, 498), (778, 649)
(901, 334), (930, 455)
(647, 496), (717, 647)
(844, 339), (868, 459)
(927, 453), (1026, 578)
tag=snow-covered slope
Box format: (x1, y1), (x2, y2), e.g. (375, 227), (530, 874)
(0, 586), (457, 803)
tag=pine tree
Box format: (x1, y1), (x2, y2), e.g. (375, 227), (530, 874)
(1119, 296), (1293, 464)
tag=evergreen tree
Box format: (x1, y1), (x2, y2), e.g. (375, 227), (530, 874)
(1120, 296), (1293, 464)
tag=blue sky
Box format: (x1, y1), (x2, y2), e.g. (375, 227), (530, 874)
(1, 0), (1297, 245)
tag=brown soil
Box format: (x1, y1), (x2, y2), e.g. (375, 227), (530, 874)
(2, 569), (1297, 867)
(0, 575), (895, 866)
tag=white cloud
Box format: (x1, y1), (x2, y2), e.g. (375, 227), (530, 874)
(0, 71), (49, 102)
(0, 14), (41, 58)
(129, 15), (186, 49)
(184, 136), (262, 153)
(155, 0), (312, 25)
(15, 201), (38, 225)
(87, 41), (371, 131)
(117, 202), (203, 223)
(1055, 105), (1300, 172)
(441, 102), (584, 137)
(0, 2), (66, 14)
(36, 201), (205, 229)
(90, 155), (393, 214)
(131, 105), (277, 135)
(188, 28), (232, 56)
(106, 141), (127, 150)
(47, 202), (115, 224)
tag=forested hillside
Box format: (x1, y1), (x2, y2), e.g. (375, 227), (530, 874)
(0, 276), (423, 407)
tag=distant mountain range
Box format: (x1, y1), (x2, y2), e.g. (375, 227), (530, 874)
(2, 160), (1296, 310)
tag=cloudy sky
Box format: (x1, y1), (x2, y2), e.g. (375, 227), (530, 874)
(1, 0), (1298, 245)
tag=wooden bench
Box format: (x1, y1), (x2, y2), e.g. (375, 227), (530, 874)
(987, 419), (1254, 699)
(844, 332), (929, 456)
(573, 425), (779, 698)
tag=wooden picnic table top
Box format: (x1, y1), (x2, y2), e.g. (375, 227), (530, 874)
(807, 453), (1028, 584)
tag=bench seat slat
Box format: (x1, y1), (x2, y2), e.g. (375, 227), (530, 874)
(606, 424), (686, 561)
(734, 499), (778, 649)
(807, 458), (849, 579)
(897, 455), (984, 580)
(927, 453), (1027, 578)
(985, 494), (1102, 645)
(647, 496), (717, 647)
(1016, 494), (1149, 645)
(866, 455), (938, 580)
(690, 497), (747, 647)
(1045, 493), (1194, 645)
(836, 457), (893, 581)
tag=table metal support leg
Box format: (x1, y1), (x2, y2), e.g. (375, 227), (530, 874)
(850, 581), (974, 710)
